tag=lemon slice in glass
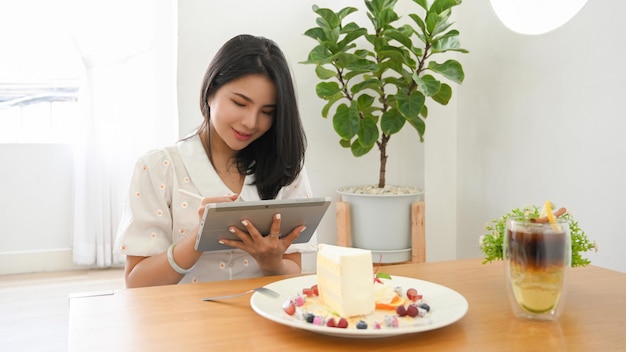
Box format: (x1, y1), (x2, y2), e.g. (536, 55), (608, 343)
(543, 200), (560, 231)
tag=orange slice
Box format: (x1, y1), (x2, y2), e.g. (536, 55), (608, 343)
(375, 294), (405, 310)
(543, 200), (560, 231)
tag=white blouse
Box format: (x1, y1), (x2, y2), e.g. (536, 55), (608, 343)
(114, 134), (316, 283)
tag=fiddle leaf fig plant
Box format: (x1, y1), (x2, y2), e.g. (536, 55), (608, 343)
(302, 0), (468, 188)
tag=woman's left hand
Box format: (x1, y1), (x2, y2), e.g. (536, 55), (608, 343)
(218, 213), (305, 274)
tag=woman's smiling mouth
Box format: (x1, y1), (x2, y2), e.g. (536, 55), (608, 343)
(233, 128), (252, 141)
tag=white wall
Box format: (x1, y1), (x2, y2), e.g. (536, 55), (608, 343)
(455, 1), (626, 272)
(0, 144), (76, 274)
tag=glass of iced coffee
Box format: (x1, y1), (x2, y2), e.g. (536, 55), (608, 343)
(504, 217), (571, 321)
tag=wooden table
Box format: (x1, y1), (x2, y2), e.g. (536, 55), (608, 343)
(68, 259), (626, 351)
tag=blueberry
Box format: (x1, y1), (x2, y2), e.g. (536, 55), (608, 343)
(418, 303), (431, 312)
(305, 313), (315, 323)
(356, 320), (368, 329)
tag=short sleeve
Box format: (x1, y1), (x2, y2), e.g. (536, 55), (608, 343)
(114, 149), (174, 257)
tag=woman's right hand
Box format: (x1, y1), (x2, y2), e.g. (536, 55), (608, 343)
(196, 193), (239, 221)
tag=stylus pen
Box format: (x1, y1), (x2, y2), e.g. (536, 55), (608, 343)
(178, 188), (203, 200)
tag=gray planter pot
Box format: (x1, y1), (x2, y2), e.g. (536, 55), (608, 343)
(337, 186), (424, 263)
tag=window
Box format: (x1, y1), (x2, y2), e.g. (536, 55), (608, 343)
(0, 0), (82, 144)
(0, 82), (80, 143)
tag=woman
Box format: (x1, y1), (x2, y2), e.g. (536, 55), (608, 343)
(115, 34), (314, 288)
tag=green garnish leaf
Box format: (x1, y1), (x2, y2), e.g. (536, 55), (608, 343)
(375, 272), (392, 280)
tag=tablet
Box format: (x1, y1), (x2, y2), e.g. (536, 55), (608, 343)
(195, 197), (331, 251)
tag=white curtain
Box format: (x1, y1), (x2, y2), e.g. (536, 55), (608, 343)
(70, 0), (179, 267)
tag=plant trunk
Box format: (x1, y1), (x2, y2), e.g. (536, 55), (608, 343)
(378, 135), (389, 188)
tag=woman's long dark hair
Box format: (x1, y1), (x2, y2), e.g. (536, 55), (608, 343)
(197, 34), (306, 200)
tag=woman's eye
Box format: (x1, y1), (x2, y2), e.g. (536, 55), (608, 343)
(262, 110), (275, 116)
(232, 100), (245, 107)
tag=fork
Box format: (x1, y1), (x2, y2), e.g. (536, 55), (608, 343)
(201, 287), (280, 301)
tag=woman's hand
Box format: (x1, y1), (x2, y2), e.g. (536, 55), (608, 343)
(197, 193), (239, 221)
(218, 213), (305, 275)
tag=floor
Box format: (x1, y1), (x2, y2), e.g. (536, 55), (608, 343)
(0, 268), (125, 352)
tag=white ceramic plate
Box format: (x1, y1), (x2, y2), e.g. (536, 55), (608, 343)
(250, 275), (468, 338)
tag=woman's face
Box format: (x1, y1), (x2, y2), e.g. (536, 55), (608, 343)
(208, 74), (276, 152)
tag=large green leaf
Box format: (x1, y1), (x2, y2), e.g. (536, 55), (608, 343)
(430, 0), (462, 15)
(321, 92), (343, 117)
(378, 46), (410, 66)
(351, 137), (375, 157)
(409, 13), (426, 42)
(357, 93), (375, 110)
(332, 103), (360, 139)
(315, 65), (336, 79)
(302, 45), (331, 65)
(334, 52), (364, 69)
(316, 81), (341, 99)
(432, 35), (468, 53)
(341, 22), (362, 34)
(357, 117), (379, 148)
(431, 83), (452, 105)
(381, 108), (405, 134)
(431, 17), (454, 39)
(314, 7), (341, 29)
(429, 59), (465, 84)
(377, 7), (400, 28)
(396, 90), (426, 119)
(412, 74), (441, 97)
(425, 11), (440, 36)
(351, 78), (382, 95)
(384, 28), (413, 49)
(304, 27), (326, 42)
(339, 28), (368, 48)
(407, 115), (426, 142)
(336, 6), (359, 21)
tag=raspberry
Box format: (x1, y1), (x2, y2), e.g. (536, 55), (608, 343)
(326, 317), (336, 327)
(311, 284), (319, 296)
(336, 318), (349, 328)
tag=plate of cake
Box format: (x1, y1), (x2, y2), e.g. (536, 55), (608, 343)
(250, 244), (468, 338)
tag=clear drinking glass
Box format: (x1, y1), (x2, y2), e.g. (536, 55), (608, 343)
(504, 218), (571, 321)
